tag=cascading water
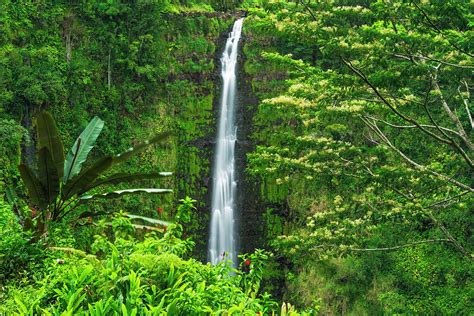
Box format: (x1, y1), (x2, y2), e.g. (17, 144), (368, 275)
(208, 18), (244, 266)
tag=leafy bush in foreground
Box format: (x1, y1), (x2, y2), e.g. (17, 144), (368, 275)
(0, 212), (280, 315)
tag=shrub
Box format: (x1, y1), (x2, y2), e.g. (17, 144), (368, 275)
(0, 212), (279, 314)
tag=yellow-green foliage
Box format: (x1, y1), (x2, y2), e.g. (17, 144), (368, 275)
(0, 214), (278, 314)
(244, 0), (473, 314)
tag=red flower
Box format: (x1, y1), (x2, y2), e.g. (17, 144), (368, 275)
(157, 207), (163, 214)
(245, 259), (251, 266)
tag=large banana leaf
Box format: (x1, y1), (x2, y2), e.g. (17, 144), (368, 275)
(38, 147), (59, 205)
(129, 224), (166, 232)
(19, 164), (47, 209)
(114, 132), (172, 164)
(63, 116), (104, 184)
(80, 188), (172, 201)
(125, 213), (171, 227)
(85, 172), (172, 191)
(102, 222), (166, 232)
(62, 157), (113, 200)
(36, 112), (65, 179)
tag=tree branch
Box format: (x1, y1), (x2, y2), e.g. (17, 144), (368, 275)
(393, 53), (474, 69)
(424, 190), (469, 209)
(348, 239), (452, 252)
(343, 59), (452, 145)
(410, 1), (474, 58)
(432, 75), (474, 151)
(337, 154), (472, 259)
(296, 0), (318, 22)
(343, 59), (474, 169)
(365, 115), (460, 136)
(426, 212), (472, 259)
(459, 80), (474, 130)
(362, 117), (474, 193)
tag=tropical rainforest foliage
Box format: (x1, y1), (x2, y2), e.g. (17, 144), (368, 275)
(18, 111), (172, 241)
(0, 0), (472, 314)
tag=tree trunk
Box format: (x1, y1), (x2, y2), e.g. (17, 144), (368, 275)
(107, 49), (112, 89)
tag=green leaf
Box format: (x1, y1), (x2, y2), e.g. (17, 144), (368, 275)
(125, 213), (171, 227)
(130, 223), (166, 232)
(85, 172), (172, 191)
(36, 112), (65, 179)
(14, 296), (29, 315)
(63, 116), (104, 184)
(67, 288), (86, 313)
(62, 157), (113, 200)
(114, 132), (172, 164)
(166, 298), (178, 315)
(19, 164), (47, 209)
(121, 304), (128, 316)
(103, 222), (166, 232)
(37, 147), (59, 205)
(228, 305), (243, 314)
(80, 188), (172, 201)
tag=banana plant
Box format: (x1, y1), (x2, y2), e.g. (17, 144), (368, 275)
(18, 111), (173, 240)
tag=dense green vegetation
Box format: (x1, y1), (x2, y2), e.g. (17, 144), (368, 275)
(243, 1), (473, 314)
(0, 198), (277, 314)
(1, 0), (472, 314)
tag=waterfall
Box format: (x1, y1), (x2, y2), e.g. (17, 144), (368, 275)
(208, 18), (244, 266)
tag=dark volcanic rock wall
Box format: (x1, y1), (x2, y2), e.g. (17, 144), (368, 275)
(235, 33), (262, 256)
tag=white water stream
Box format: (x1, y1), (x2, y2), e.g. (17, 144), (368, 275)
(208, 18), (244, 266)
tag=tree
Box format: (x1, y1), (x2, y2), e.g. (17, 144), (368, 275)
(244, 1), (472, 312)
(246, 0), (472, 258)
(18, 111), (172, 241)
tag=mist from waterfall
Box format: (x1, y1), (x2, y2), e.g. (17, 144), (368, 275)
(208, 18), (244, 266)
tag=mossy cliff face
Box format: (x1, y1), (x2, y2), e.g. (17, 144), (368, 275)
(0, 0), (272, 260)
(0, 0), (284, 260)
(0, 2), (240, 249)
(234, 28), (262, 256)
(164, 17), (234, 258)
(241, 13), (292, 238)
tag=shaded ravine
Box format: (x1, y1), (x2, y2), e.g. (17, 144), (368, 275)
(208, 18), (244, 266)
